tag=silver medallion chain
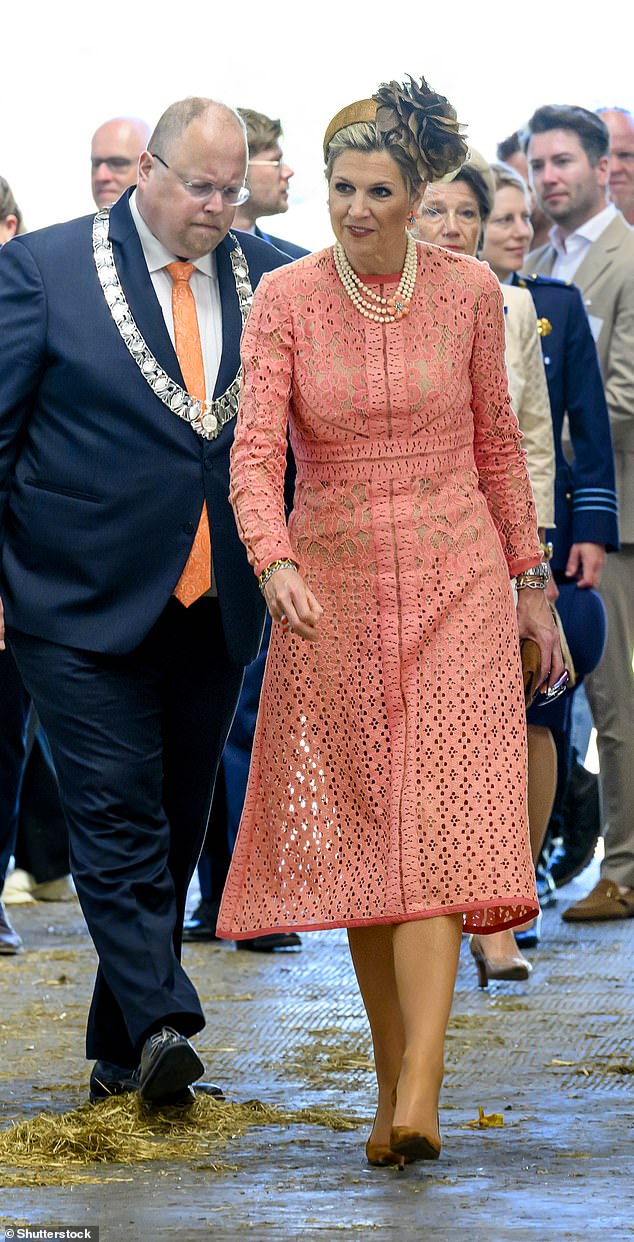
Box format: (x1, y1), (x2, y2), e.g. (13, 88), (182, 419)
(92, 208), (253, 440)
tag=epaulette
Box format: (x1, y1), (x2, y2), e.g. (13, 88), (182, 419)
(519, 272), (576, 291)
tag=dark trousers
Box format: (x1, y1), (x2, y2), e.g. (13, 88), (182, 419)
(10, 597), (243, 1064)
(198, 614), (271, 903)
(0, 646), (68, 887)
(0, 645), (30, 885)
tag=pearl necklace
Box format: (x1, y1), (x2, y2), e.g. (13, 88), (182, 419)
(333, 234), (417, 323)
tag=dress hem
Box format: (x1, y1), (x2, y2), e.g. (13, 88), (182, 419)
(217, 896), (540, 941)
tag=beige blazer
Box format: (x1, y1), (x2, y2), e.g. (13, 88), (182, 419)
(524, 212), (634, 541)
(502, 282), (555, 528)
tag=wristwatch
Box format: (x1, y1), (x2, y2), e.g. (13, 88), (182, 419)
(515, 563), (550, 591)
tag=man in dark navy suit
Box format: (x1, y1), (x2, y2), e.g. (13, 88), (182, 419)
(0, 97), (288, 1104)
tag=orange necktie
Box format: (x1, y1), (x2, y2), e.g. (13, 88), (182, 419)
(167, 261), (212, 606)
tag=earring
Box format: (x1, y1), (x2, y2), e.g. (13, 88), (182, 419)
(407, 213), (417, 226)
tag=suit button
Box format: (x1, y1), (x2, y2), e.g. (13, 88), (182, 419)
(204, 457), (213, 471)
(184, 520), (195, 534)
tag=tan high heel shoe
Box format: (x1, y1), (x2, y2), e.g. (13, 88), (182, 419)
(389, 1126), (441, 1162)
(469, 934), (532, 989)
(365, 1093), (414, 1168)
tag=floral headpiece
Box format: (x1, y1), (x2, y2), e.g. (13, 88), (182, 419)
(323, 75), (468, 184)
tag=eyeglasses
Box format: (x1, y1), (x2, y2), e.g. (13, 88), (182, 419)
(248, 158), (285, 169)
(91, 157), (136, 171)
(421, 206), (480, 224)
(150, 153), (250, 206)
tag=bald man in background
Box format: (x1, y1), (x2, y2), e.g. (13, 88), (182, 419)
(90, 117), (150, 208)
(597, 108), (634, 225)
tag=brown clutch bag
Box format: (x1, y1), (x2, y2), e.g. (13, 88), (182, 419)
(520, 637), (543, 709)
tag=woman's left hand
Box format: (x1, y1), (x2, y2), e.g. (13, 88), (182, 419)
(516, 587), (566, 693)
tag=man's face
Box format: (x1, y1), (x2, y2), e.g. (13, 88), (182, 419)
(528, 128), (609, 233)
(136, 112), (248, 259)
(246, 144), (294, 217)
(91, 121), (148, 208)
(598, 110), (634, 218)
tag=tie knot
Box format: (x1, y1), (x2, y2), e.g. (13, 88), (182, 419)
(167, 261), (196, 284)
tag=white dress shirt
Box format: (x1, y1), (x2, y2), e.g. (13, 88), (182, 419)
(129, 191), (223, 398)
(549, 202), (617, 283)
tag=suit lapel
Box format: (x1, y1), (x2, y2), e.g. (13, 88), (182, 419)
(107, 191), (185, 388)
(214, 235), (242, 400)
(523, 244), (555, 276)
(570, 216), (626, 297)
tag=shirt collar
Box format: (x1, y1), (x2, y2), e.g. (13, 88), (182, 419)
(549, 201), (618, 255)
(129, 190), (217, 279)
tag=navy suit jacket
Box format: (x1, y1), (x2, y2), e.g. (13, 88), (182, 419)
(512, 272), (619, 572)
(253, 225), (309, 261)
(0, 191), (289, 661)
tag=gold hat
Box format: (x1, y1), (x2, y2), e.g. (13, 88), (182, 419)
(323, 99), (377, 162)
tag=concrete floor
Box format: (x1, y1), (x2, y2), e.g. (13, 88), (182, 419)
(1, 860), (633, 1241)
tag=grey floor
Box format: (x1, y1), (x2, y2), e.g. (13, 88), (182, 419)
(1, 860), (633, 1241)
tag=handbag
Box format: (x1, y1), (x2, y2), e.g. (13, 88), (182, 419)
(520, 603), (576, 710)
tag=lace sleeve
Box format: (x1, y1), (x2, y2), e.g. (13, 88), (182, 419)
(471, 275), (542, 576)
(229, 272), (298, 578)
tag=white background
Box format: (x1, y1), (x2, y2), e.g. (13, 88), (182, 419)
(1, 0), (631, 247)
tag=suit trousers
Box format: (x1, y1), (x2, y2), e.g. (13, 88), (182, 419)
(0, 645), (30, 885)
(9, 597), (244, 1064)
(584, 546), (634, 887)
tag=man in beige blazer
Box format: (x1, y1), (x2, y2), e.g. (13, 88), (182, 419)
(524, 104), (634, 921)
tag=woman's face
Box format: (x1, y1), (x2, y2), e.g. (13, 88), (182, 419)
(415, 180), (481, 257)
(328, 150), (422, 275)
(480, 185), (533, 279)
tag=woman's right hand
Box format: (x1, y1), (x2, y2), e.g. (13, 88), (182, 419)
(263, 568), (324, 643)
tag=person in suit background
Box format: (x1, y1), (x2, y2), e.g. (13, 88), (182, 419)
(233, 109), (308, 260)
(524, 104), (634, 923)
(480, 159), (618, 933)
(0, 97), (288, 1104)
(596, 108), (634, 226)
(90, 117), (150, 209)
(184, 108), (308, 952)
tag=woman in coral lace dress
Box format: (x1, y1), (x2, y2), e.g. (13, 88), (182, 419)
(217, 77), (564, 1166)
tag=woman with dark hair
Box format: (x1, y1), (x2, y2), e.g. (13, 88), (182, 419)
(218, 77), (563, 1166)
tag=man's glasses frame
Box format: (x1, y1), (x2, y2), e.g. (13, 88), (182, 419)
(150, 152), (250, 206)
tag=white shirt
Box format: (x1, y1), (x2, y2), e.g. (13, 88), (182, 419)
(129, 191), (223, 398)
(549, 202), (617, 283)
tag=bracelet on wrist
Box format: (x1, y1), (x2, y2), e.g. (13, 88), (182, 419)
(516, 563), (550, 591)
(258, 559), (298, 593)
(540, 541), (554, 562)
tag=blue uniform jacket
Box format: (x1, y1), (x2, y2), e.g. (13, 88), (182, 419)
(0, 190), (289, 661)
(512, 272), (619, 572)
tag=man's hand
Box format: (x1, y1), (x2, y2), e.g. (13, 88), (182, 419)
(263, 568), (323, 643)
(565, 542), (605, 589)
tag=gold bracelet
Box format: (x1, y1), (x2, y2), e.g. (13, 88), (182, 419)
(258, 559), (297, 593)
(540, 541), (554, 561)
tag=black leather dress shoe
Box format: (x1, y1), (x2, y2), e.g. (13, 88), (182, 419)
(236, 931), (302, 952)
(0, 901), (23, 954)
(137, 1026), (204, 1102)
(89, 1059), (138, 1103)
(182, 899), (220, 942)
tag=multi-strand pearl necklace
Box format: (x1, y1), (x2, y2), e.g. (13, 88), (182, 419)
(333, 234), (417, 324)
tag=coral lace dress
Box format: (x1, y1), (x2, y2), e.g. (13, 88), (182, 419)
(217, 243), (540, 940)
